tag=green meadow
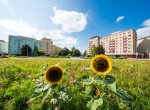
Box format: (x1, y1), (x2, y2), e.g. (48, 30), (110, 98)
(0, 58), (150, 110)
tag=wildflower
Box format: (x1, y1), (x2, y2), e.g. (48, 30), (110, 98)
(44, 65), (63, 85)
(50, 98), (57, 104)
(95, 90), (100, 95)
(55, 106), (61, 110)
(25, 100), (30, 105)
(72, 79), (77, 83)
(90, 54), (112, 75)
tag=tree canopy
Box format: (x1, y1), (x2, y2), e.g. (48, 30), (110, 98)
(91, 45), (105, 57)
(21, 44), (32, 56)
(37, 50), (45, 56)
(83, 50), (87, 57)
(58, 47), (81, 56)
(58, 47), (70, 56)
(32, 45), (38, 56)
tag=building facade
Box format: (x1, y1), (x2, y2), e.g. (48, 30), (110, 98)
(9, 35), (41, 55)
(40, 38), (53, 55)
(137, 36), (150, 58)
(0, 40), (8, 54)
(52, 45), (62, 55)
(86, 36), (100, 55)
(87, 29), (137, 57)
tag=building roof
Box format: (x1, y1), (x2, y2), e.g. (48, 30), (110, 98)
(9, 35), (38, 40)
(102, 29), (136, 38)
(0, 40), (5, 42)
(90, 29), (136, 39)
(40, 37), (52, 41)
(90, 36), (101, 39)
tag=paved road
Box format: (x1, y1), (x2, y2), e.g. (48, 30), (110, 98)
(69, 57), (83, 60)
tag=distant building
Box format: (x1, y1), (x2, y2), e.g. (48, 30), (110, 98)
(9, 35), (41, 55)
(0, 40), (8, 54)
(86, 36), (100, 55)
(137, 36), (150, 58)
(86, 29), (137, 57)
(52, 45), (62, 55)
(40, 38), (53, 55)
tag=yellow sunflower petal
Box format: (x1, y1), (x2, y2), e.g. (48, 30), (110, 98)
(90, 54), (112, 75)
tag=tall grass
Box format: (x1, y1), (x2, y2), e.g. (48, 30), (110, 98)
(0, 58), (150, 110)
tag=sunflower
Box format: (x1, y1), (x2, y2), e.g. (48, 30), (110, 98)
(90, 54), (112, 75)
(44, 65), (63, 85)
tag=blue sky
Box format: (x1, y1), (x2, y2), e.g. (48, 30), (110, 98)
(0, 0), (150, 52)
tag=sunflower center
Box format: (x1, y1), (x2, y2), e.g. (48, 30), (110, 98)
(46, 67), (62, 82)
(93, 58), (109, 72)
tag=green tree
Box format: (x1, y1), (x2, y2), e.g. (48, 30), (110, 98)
(91, 45), (105, 57)
(37, 50), (45, 56)
(21, 44), (32, 56)
(32, 45), (38, 56)
(58, 47), (70, 56)
(69, 47), (81, 57)
(72, 49), (81, 57)
(91, 45), (96, 57)
(96, 45), (105, 54)
(83, 50), (87, 57)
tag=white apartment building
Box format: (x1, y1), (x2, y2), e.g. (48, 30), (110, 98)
(0, 40), (8, 54)
(9, 35), (41, 55)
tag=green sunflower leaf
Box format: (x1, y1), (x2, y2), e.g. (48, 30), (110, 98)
(43, 85), (50, 92)
(35, 88), (43, 93)
(107, 82), (116, 92)
(87, 98), (103, 110)
(84, 86), (93, 94)
(42, 88), (52, 102)
(104, 75), (116, 84)
(116, 87), (131, 103)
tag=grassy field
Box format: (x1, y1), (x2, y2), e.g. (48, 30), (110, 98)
(0, 58), (150, 110)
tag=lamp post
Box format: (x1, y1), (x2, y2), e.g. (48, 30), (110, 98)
(146, 49), (149, 59)
(136, 52), (138, 59)
(27, 46), (28, 56)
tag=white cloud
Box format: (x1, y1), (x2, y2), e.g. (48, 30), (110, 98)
(137, 27), (150, 39)
(50, 7), (88, 33)
(0, 18), (78, 49)
(0, 0), (8, 5)
(136, 19), (150, 39)
(111, 31), (122, 35)
(142, 19), (150, 27)
(0, 19), (38, 37)
(115, 16), (125, 22)
(36, 30), (78, 48)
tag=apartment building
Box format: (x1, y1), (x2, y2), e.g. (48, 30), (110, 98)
(52, 45), (62, 55)
(9, 35), (41, 55)
(40, 38), (53, 55)
(86, 36), (100, 55)
(0, 40), (8, 54)
(87, 29), (137, 57)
